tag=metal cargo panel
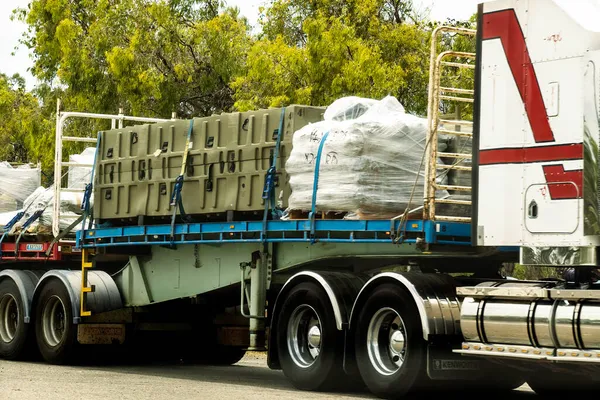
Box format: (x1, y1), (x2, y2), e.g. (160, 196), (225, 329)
(94, 105), (324, 222)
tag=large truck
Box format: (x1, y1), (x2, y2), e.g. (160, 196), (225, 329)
(1, 0), (599, 397)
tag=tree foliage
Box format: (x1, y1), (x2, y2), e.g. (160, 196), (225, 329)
(4, 0), (476, 181)
(19, 0), (250, 118)
(234, 0), (432, 114)
(0, 74), (53, 176)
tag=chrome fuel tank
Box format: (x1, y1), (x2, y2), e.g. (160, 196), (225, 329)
(460, 284), (600, 350)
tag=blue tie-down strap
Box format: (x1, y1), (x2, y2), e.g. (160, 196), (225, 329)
(81, 183), (92, 212)
(2, 211), (25, 232)
(308, 130), (330, 242)
(170, 175), (191, 222)
(262, 166), (276, 200)
(21, 209), (44, 230)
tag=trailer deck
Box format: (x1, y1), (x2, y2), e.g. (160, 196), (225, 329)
(76, 218), (473, 248)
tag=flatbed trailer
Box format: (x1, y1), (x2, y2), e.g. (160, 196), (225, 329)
(5, 1), (600, 398)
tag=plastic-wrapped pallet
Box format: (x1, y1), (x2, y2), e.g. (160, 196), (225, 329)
(286, 96), (448, 217)
(67, 147), (96, 189)
(5, 186), (84, 235)
(0, 162), (41, 212)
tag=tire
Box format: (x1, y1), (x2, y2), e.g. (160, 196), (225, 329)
(276, 281), (345, 391)
(34, 280), (77, 364)
(0, 280), (33, 360)
(354, 283), (427, 399)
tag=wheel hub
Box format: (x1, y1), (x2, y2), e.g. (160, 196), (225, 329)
(390, 330), (405, 354)
(367, 307), (407, 376)
(42, 295), (67, 347)
(287, 305), (322, 368)
(0, 294), (18, 343)
(307, 325), (321, 348)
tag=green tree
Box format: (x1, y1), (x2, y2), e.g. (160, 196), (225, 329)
(0, 74), (53, 180)
(234, 0), (432, 114)
(18, 0), (250, 118)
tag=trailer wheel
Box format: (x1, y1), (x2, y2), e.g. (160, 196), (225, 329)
(354, 283), (426, 398)
(0, 280), (32, 360)
(276, 281), (344, 391)
(34, 280), (77, 364)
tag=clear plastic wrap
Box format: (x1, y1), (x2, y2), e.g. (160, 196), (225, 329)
(3, 186), (84, 235)
(323, 96), (381, 121)
(0, 162), (41, 212)
(67, 147), (96, 189)
(1, 148), (95, 235)
(286, 96), (448, 217)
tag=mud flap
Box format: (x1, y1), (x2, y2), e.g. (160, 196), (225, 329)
(427, 342), (490, 380)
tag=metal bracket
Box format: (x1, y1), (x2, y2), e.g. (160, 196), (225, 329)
(239, 261), (266, 319)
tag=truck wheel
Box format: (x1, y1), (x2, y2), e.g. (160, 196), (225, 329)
(34, 280), (77, 364)
(354, 283), (426, 399)
(0, 280), (32, 360)
(276, 281), (344, 391)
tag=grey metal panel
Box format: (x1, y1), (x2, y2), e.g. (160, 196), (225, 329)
(114, 243), (261, 306)
(94, 105), (324, 221)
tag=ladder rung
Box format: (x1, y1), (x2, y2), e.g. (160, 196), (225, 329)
(82, 262), (93, 268)
(439, 119), (473, 126)
(58, 214), (82, 218)
(62, 136), (98, 143)
(436, 164), (472, 171)
(81, 311), (91, 317)
(438, 152), (472, 159)
(440, 95), (474, 103)
(437, 129), (473, 138)
(436, 184), (472, 192)
(435, 198), (472, 205)
(441, 61), (475, 69)
(82, 286), (93, 293)
(61, 162), (93, 167)
(439, 87), (475, 95)
(435, 215), (472, 223)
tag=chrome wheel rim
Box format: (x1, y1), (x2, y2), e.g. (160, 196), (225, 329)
(0, 294), (18, 343)
(287, 305), (322, 368)
(367, 307), (407, 376)
(42, 295), (66, 347)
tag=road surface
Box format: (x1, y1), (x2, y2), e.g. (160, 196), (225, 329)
(0, 352), (536, 399)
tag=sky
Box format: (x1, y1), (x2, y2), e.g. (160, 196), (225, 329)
(0, 0), (482, 91)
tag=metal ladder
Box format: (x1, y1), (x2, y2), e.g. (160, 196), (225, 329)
(52, 101), (173, 316)
(424, 26), (477, 223)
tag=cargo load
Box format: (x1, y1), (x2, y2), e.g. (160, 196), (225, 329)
(93, 106), (325, 223)
(0, 149), (94, 236)
(285, 96), (451, 218)
(0, 162), (41, 213)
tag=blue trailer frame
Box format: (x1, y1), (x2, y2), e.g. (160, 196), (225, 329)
(76, 219), (472, 248)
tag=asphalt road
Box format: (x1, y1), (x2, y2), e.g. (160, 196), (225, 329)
(0, 352), (536, 399)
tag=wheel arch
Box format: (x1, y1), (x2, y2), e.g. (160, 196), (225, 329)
(348, 272), (461, 341)
(0, 270), (45, 324)
(32, 270), (123, 324)
(267, 270), (367, 369)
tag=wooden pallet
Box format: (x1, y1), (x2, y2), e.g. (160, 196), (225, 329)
(287, 210), (347, 220)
